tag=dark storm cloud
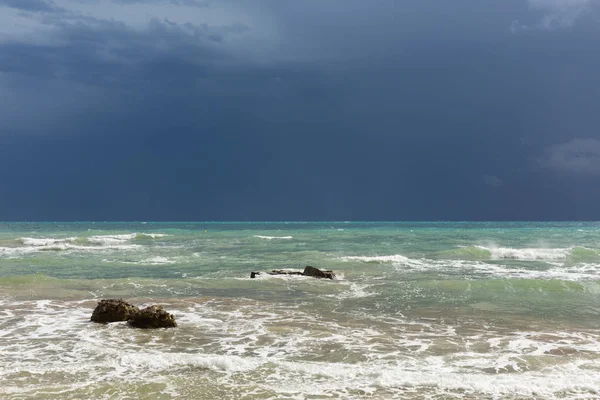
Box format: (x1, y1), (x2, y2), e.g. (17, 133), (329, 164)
(1, 0), (600, 220)
(0, 0), (254, 134)
(0, 4), (246, 79)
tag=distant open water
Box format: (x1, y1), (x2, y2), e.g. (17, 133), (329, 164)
(1, 222), (600, 399)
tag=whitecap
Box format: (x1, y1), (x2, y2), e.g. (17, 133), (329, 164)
(476, 245), (571, 261)
(19, 237), (78, 246)
(87, 233), (137, 246)
(0, 246), (37, 258)
(338, 252), (600, 281)
(338, 254), (410, 264)
(401, 258), (600, 281)
(136, 233), (170, 239)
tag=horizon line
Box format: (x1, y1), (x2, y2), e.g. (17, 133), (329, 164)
(1, 220), (599, 224)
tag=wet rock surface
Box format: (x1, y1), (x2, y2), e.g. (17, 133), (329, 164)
(91, 299), (139, 323)
(302, 265), (336, 279)
(127, 305), (177, 329)
(91, 299), (177, 328)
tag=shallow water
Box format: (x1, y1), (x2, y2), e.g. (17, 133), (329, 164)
(1, 222), (599, 399)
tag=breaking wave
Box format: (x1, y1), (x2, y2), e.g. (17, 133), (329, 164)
(18, 237), (79, 246)
(87, 233), (138, 246)
(338, 254), (410, 264)
(438, 245), (600, 262)
(478, 246), (570, 261)
(0, 233), (169, 257)
(338, 252), (600, 281)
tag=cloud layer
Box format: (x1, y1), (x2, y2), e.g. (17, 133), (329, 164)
(1, 0), (600, 220)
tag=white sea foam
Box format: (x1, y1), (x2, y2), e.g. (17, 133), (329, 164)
(87, 233), (137, 245)
(477, 245), (571, 261)
(325, 282), (375, 299)
(137, 233), (169, 239)
(370, 363), (600, 398)
(20, 233), (167, 248)
(339, 254), (410, 264)
(338, 248), (600, 281)
(336, 253), (600, 282)
(140, 257), (175, 265)
(108, 256), (177, 265)
(19, 237), (78, 246)
(181, 302), (600, 398)
(0, 244), (141, 259)
(400, 258), (600, 281)
(1, 233), (170, 258)
(247, 270), (309, 281)
(1, 300), (599, 399)
(119, 353), (261, 372)
(0, 246), (37, 257)
(254, 235), (293, 240)
(264, 360), (598, 399)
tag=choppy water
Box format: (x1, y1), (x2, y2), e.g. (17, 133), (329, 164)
(1, 222), (600, 399)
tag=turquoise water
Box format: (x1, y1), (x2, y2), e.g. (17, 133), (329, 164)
(1, 222), (600, 399)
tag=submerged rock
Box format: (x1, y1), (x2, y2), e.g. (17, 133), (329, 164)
(544, 347), (578, 355)
(128, 305), (177, 329)
(91, 299), (139, 323)
(303, 265), (336, 280)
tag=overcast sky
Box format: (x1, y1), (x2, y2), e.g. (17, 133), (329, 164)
(1, 0), (599, 221)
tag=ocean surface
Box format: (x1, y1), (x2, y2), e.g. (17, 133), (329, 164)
(1, 221), (599, 399)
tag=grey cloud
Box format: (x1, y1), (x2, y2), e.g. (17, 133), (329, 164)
(114, 0), (208, 5)
(1, 0), (258, 50)
(0, 4), (250, 85)
(0, 1), (254, 135)
(537, 138), (600, 175)
(1, 0), (600, 220)
(0, 0), (58, 12)
(484, 175), (504, 188)
(513, 0), (598, 30)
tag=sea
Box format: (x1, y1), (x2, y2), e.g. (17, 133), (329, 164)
(1, 221), (599, 399)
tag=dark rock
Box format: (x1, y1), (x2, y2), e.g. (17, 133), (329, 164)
(91, 299), (139, 323)
(128, 305), (177, 329)
(303, 266), (336, 279)
(251, 267), (336, 280)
